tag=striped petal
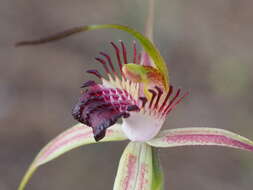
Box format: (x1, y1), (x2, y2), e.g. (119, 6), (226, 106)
(113, 142), (153, 190)
(147, 127), (253, 152)
(18, 123), (126, 190)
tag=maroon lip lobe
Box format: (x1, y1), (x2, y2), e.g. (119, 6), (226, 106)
(72, 81), (139, 141)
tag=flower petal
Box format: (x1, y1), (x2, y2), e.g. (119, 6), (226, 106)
(147, 127), (253, 152)
(18, 123), (126, 190)
(113, 142), (153, 190)
(16, 24), (169, 89)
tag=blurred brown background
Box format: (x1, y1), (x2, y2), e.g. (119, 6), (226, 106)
(1, 0), (253, 189)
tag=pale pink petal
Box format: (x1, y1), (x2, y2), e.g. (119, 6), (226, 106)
(18, 123), (126, 190)
(140, 52), (153, 66)
(147, 127), (253, 152)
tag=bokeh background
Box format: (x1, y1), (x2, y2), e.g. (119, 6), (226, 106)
(1, 0), (253, 189)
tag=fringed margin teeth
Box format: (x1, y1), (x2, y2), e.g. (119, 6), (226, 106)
(95, 57), (110, 75)
(86, 69), (102, 79)
(99, 52), (118, 77)
(119, 40), (128, 65)
(162, 91), (189, 117)
(84, 41), (188, 122)
(154, 86), (163, 109)
(81, 80), (97, 88)
(85, 41), (141, 99)
(139, 85), (189, 119)
(110, 41), (124, 77)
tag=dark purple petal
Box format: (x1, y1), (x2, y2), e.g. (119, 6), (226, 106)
(72, 82), (138, 141)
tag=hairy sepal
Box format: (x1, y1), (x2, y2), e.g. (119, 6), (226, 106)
(147, 127), (253, 152)
(18, 123), (126, 190)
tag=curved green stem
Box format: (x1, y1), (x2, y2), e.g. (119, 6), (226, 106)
(16, 24), (169, 89)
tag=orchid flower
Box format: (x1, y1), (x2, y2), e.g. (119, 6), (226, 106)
(16, 24), (253, 190)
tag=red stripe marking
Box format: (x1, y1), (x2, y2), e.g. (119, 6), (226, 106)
(138, 163), (148, 190)
(164, 134), (253, 151)
(50, 125), (86, 143)
(37, 131), (93, 162)
(165, 92), (189, 115)
(95, 57), (110, 74)
(123, 154), (137, 190)
(120, 40), (128, 65)
(37, 128), (117, 162)
(162, 88), (181, 115)
(159, 85), (173, 113)
(111, 42), (124, 77)
(133, 41), (137, 64)
(154, 86), (163, 109)
(100, 52), (117, 76)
